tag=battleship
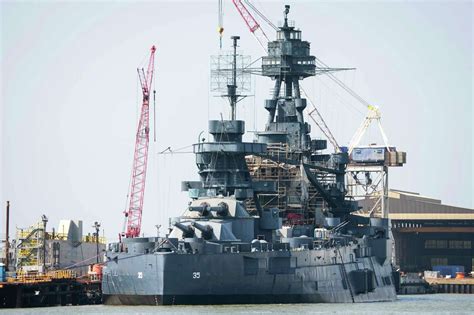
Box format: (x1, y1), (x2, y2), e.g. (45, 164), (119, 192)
(102, 5), (398, 305)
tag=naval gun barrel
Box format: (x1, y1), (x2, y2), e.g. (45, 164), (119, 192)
(191, 222), (214, 240)
(188, 205), (210, 216)
(189, 202), (228, 217)
(211, 202), (229, 217)
(210, 206), (227, 217)
(173, 222), (195, 238)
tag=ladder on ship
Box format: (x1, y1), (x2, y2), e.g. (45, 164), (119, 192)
(337, 247), (355, 303)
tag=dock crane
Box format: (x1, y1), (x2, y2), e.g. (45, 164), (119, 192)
(122, 46), (156, 239)
(347, 105), (390, 155)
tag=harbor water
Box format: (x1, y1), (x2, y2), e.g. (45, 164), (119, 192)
(1, 295), (473, 314)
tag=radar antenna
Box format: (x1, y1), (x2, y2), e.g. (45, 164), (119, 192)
(210, 36), (251, 120)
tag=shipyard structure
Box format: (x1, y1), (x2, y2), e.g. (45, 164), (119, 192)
(102, 6), (400, 305)
(0, 212), (105, 307)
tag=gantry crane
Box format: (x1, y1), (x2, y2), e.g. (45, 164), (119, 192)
(123, 45), (156, 238)
(347, 105), (390, 155)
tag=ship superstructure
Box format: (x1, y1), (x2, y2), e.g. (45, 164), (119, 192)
(246, 7), (356, 229)
(102, 5), (398, 305)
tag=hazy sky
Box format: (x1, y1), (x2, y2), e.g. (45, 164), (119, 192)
(1, 0), (472, 240)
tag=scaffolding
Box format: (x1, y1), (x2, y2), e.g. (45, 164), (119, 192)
(15, 221), (106, 274)
(346, 149), (406, 218)
(346, 164), (389, 218)
(246, 143), (328, 226)
(15, 220), (46, 272)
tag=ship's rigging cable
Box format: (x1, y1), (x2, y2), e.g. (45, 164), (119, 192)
(301, 85), (341, 152)
(157, 144), (194, 154)
(238, 1), (375, 115)
(315, 57), (373, 110)
(244, 0), (277, 30)
(153, 79), (157, 142)
(313, 75), (365, 116)
(63, 253), (102, 270)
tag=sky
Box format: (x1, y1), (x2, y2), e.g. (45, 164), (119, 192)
(1, 0), (472, 241)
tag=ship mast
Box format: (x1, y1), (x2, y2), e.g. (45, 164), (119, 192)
(227, 36), (240, 120)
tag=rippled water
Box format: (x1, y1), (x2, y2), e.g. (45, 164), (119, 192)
(1, 295), (473, 314)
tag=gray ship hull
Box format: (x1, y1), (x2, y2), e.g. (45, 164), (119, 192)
(103, 5), (400, 306)
(102, 245), (397, 305)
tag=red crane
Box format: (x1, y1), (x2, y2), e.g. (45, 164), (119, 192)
(231, 0), (269, 50)
(123, 45), (156, 238)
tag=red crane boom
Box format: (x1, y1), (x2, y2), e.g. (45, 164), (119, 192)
(124, 45), (156, 238)
(232, 0), (269, 50)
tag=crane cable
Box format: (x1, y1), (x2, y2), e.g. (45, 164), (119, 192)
(244, 0), (277, 30)
(302, 85), (341, 151)
(218, 0), (224, 49)
(153, 65), (157, 142)
(236, 1), (377, 151)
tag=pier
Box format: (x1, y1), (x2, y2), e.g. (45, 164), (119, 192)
(426, 278), (474, 294)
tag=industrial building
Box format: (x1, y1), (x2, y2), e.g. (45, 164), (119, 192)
(2, 217), (105, 275)
(0, 214), (106, 307)
(360, 190), (474, 274)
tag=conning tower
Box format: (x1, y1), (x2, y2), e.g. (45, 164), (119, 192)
(258, 5), (316, 156)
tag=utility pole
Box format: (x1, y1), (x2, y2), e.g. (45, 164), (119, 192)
(93, 222), (101, 264)
(41, 214), (48, 273)
(5, 201), (10, 271)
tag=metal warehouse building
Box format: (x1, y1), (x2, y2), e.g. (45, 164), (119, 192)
(360, 190), (474, 273)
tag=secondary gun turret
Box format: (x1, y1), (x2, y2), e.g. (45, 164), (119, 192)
(191, 222), (214, 240)
(173, 222), (195, 238)
(188, 202), (228, 217)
